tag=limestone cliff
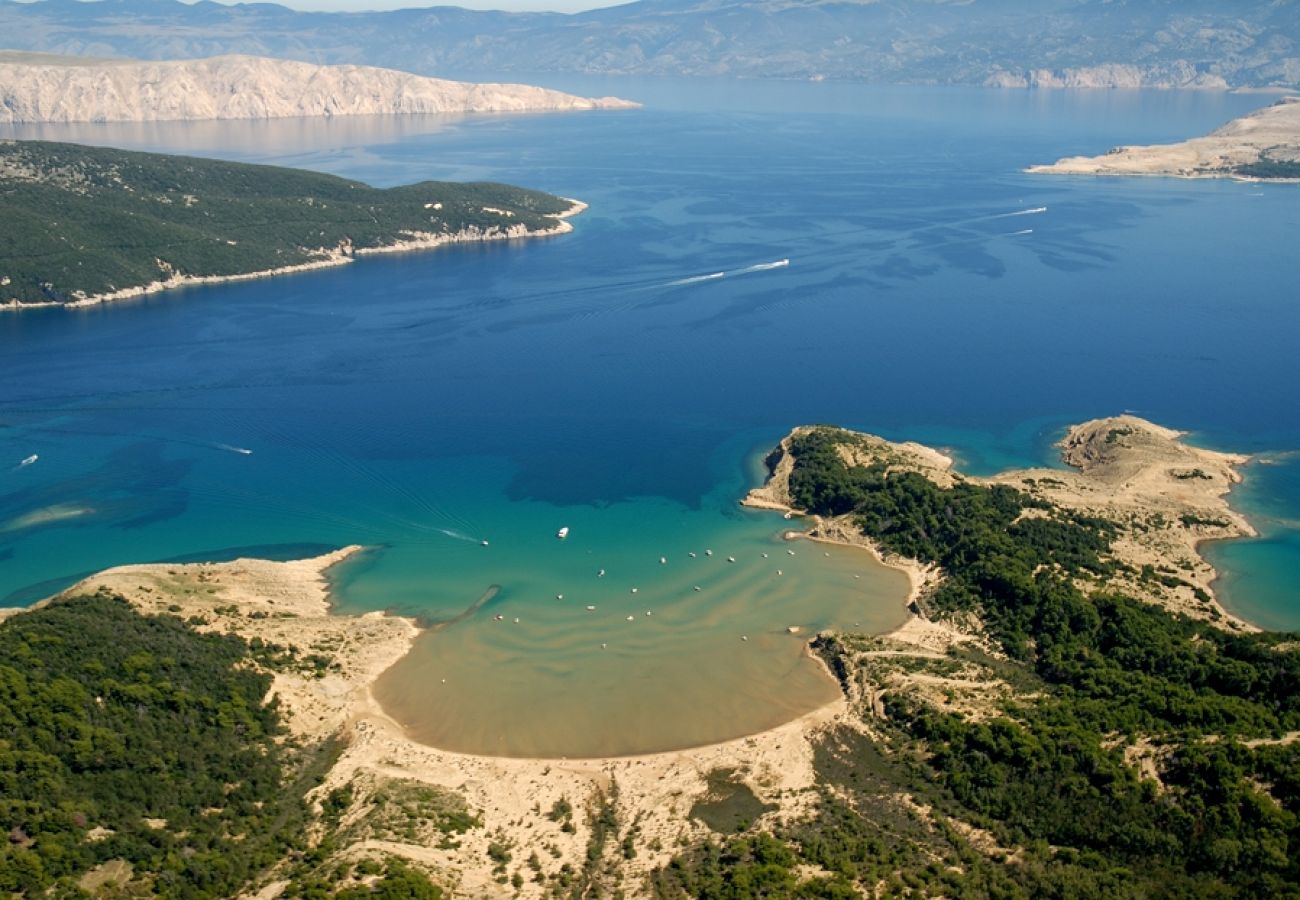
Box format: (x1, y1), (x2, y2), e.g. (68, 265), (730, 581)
(0, 52), (638, 124)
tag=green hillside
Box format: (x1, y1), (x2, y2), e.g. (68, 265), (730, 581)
(0, 140), (575, 307)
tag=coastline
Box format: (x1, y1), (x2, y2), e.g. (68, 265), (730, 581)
(0, 200), (585, 313)
(5, 414), (1267, 894)
(744, 416), (1261, 639)
(1027, 95), (1300, 180)
(40, 543), (848, 896)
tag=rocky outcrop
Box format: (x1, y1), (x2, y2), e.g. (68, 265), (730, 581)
(1028, 96), (1300, 179)
(0, 53), (638, 124)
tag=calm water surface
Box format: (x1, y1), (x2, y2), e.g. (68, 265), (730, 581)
(2, 81), (1297, 755)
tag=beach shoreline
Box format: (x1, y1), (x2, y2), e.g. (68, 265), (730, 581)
(37, 542), (850, 895)
(6, 413), (1265, 894)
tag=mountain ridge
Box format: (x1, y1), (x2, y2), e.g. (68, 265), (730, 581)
(1, 0), (1296, 88)
(0, 52), (637, 123)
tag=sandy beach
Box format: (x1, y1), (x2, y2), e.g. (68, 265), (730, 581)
(59, 544), (847, 897)
(15, 413), (1258, 895)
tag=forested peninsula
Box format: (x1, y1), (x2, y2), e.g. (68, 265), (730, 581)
(2, 417), (1297, 897)
(0, 140), (583, 310)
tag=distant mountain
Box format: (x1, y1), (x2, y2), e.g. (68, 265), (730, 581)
(0, 0), (1296, 88)
(0, 52), (637, 123)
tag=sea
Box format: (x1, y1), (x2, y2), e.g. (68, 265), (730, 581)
(2, 79), (1298, 756)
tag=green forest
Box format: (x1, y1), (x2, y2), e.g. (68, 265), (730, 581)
(0, 140), (574, 306)
(657, 427), (1300, 898)
(0, 590), (442, 897)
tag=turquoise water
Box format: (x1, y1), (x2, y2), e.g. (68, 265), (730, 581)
(2, 82), (1298, 754)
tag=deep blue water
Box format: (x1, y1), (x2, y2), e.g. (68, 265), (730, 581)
(3, 81), (1298, 636)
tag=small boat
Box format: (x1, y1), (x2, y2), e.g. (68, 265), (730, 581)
(630, 587), (638, 594)
(727, 556), (736, 563)
(598, 568), (606, 577)
(481, 540), (490, 547)
(741, 635), (748, 642)
(689, 552), (697, 558)
(556, 594), (564, 600)
(787, 550), (796, 556)
(659, 556), (667, 565)
(557, 526), (570, 539)
(693, 585), (701, 592)
(777, 570), (783, 576)
(705, 549), (713, 556)
(645, 611), (652, 616)
(586, 605), (596, 611)
(626, 615), (635, 621)
(494, 614), (504, 621)
(762, 553), (769, 558)
(19, 454), (37, 467)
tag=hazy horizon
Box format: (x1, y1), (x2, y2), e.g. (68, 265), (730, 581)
(11, 0), (622, 14)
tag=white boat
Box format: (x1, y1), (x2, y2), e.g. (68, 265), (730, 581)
(557, 526), (570, 539)
(19, 454), (38, 466)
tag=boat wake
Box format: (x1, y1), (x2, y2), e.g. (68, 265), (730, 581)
(438, 527), (481, 543)
(215, 443), (254, 455)
(665, 259), (789, 287)
(667, 272), (725, 286)
(733, 259), (790, 275)
(996, 206), (1048, 219)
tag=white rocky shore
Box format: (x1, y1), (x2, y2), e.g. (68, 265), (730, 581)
(0, 52), (638, 124)
(1028, 96), (1300, 179)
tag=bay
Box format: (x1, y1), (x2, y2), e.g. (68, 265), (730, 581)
(2, 81), (1297, 755)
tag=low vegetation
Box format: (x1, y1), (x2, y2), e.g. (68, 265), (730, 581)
(659, 426), (1300, 897)
(0, 589), (444, 896)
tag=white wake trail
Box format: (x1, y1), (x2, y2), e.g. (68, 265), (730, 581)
(667, 272), (726, 286)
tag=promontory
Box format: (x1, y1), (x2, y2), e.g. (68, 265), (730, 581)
(1029, 95), (1300, 180)
(0, 140), (585, 309)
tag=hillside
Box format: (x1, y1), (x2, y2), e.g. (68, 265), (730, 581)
(0, 52), (637, 124)
(0, 140), (583, 309)
(1029, 95), (1300, 180)
(0, 0), (1296, 88)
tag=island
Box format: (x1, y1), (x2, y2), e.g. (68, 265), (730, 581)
(1, 416), (1296, 897)
(0, 140), (586, 310)
(0, 52), (637, 124)
(1028, 96), (1300, 180)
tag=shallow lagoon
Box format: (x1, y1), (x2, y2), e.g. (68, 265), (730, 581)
(2, 82), (1298, 755)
